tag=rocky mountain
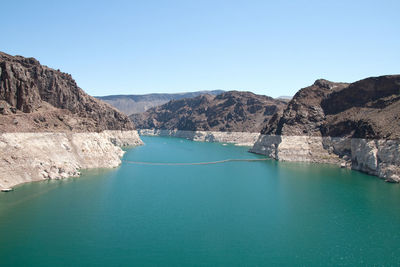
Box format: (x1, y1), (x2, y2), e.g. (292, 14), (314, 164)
(262, 75), (400, 139)
(131, 91), (288, 133)
(96, 90), (224, 115)
(0, 52), (133, 132)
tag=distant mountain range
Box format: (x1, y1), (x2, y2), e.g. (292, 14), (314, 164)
(96, 90), (224, 115)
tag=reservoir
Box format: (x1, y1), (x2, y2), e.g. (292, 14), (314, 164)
(1, 136), (400, 266)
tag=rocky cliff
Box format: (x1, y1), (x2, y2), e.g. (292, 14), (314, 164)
(131, 91), (288, 133)
(263, 76), (400, 139)
(0, 130), (142, 189)
(0, 52), (143, 190)
(0, 51), (134, 132)
(252, 75), (400, 182)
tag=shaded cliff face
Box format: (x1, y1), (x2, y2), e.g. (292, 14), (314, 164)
(262, 75), (400, 139)
(131, 91), (288, 133)
(0, 52), (133, 132)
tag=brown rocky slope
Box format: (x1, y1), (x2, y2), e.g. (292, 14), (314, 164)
(0, 52), (142, 190)
(262, 75), (400, 140)
(131, 91), (288, 133)
(0, 51), (133, 132)
(251, 75), (400, 182)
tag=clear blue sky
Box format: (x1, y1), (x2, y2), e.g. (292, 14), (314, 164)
(1, 0), (399, 97)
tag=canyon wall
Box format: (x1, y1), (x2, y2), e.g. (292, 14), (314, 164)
(251, 76), (400, 182)
(0, 52), (143, 190)
(0, 52), (134, 132)
(0, 130), (143, 190)
(250, 135), (400, 182)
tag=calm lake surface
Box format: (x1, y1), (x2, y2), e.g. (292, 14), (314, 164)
(1, 136), (400, 266)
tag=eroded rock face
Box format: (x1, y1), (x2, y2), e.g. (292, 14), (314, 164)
(0, 52), (134, 132)
(252, 75), (400, 182)
(0, 52), (143, 190)
(263, 75), (400, 139)
(262, 79), (350, 136)
(351, 139), (400, 181)
(131, 91), (288, 133)
(0, 131), (143, 189)
(321, 76), (400, 139)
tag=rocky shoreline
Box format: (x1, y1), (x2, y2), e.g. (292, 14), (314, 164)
(139, 129), (399, 182)
(0, 130), (143, 190)
(138, 129), (260, 146)
(250, 135), (400, 182)
(0, 52), (145, 190)
(1, 52), (399, 185)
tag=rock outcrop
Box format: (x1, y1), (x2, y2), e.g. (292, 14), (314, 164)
(262, 76), (400, 139)
(0, 51), (134, 132)
(131, 91), (288, 133)
(251, 75), (400, 182)
(0, 52), (143, 190)
(0, 130), (142, 189)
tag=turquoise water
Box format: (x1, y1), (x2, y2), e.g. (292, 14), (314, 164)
(1, 136), (400, 266)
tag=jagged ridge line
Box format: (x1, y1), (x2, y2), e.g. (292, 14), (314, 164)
(122, 158), (269, 166)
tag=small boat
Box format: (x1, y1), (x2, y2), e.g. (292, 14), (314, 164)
(1, 188), (14, 192)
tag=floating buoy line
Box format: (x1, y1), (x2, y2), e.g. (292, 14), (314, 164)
(122, 158), (270, 166)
